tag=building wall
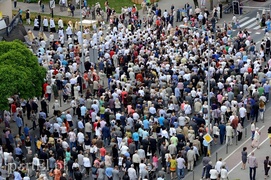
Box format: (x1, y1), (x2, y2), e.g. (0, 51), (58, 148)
(0, 0), (12, 23)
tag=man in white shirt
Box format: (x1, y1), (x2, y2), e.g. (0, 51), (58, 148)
(68, 130), (76, 148)
(32, 154), (40, 171)
(239, 104), (247, 126)
(215, 158), (223, 173)
(66, 111), (73, 127)
(120, 144), (129, 155)
(128, 164), (137, 180)
(177, 156), (186, 179)
(77, 130), (84, 144)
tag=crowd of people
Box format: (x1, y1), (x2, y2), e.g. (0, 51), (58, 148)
(2, 1), (271, 180)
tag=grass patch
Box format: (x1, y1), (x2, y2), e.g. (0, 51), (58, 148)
(17, 0), (142, 14)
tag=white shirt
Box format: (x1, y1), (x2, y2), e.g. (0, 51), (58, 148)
(239, 107), (247, 118)
(210, 169), (219, 179)
(220, 168), (228, 178)
(68, 131), (76, 142)
(177, 157), (186, 169)
(83, 157), (91, 167)
(66, 113), (72, 122)
(120, 145), (129, 154)
(77, 132), (84, 143)
(215, 160), (223, 173)
(139, 163), (146, 174)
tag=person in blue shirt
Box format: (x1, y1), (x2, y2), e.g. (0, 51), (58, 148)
(132, 131), (139, 149)
(143, 119), (150, 130)
(16, 115), (23, 135)
(158, 114), (165, 126)
(105, 166), (113, 180)
(15, 145), (23, 161)
(24, 124), (30, 136)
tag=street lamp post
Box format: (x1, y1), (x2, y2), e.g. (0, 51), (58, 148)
(207, 44), (211, 156)
(79, 0), (84, 76)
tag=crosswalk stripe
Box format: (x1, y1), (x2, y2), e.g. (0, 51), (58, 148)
(253, 25), (261, 30)
(246, 22), (258, 29)
(238, 17), (250, 24)
(240, 18), (256, 28)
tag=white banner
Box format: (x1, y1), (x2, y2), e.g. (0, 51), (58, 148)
(50, 0), (55, 8)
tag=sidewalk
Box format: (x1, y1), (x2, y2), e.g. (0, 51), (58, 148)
(13, 0), (230, 20)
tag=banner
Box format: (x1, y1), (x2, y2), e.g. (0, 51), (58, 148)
(49, 0), (55, 8)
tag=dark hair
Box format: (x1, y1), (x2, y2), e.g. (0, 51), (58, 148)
(243, 147), (247, 151)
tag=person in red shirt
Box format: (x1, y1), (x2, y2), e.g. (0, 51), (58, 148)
(109, 49), (115, 58)
(100, 146), (106, 161)
(43, 81), (48, 98)
(11, 102), (17, 121)
(136, 73), (143, 83)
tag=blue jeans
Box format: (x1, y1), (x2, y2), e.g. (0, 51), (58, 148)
(249, 167), (256, 180)
(70, 141), (76, 149)
(265, 92), (269, 101)
(202, 166), (206, 178)
(177, 168), (185, 179)
(103, 137), (110, 147)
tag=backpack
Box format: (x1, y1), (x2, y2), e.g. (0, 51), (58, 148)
(92, 166), (98, 174)
(203, 107), (208, 114)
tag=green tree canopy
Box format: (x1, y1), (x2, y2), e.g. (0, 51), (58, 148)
(0, 40), (47, 110)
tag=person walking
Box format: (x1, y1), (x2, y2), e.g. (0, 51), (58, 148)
(225, 122), (233, 145)
(209, 166), (219, 180)
(251, 127), (261, 149)
(241, 147), (248, 170)
(201, 154), (211, 179)
(248, 152), (258, 180)
(177, 155), (186, 179)
(264, 156), (271, 179)
(268, 126), (271, 147)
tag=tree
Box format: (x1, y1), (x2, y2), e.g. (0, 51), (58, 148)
(0, 40), (47, 110)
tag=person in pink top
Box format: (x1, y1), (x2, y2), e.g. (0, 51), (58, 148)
(152, 154), (159, 169)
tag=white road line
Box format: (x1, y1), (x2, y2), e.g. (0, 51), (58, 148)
(240, 18), (256, 28)
(228, 136), (269, 174)
(223, 125), (265, 162)
(238, 17), (250, 24)
(255, 32), (261, 34)
(253, 25), (261, 30)
(246, 22), (258, 29)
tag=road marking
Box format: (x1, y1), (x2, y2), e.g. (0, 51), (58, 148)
(240, 18), (256, 28)
(228, 136), (269, 174)
(256, 41), (261, 44)
(253, 25), (261, 30)
(238, 17), (250, 24)
(223, 125), (265, 162)
(255, 32), (261, 34)
(246, 22), (258, 29)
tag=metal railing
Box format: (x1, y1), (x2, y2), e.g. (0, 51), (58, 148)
(6, 12), (21, 36)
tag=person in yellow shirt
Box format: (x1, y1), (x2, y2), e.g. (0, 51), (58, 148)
(36, 137), (42, 153)
(170, 155), (177, 179)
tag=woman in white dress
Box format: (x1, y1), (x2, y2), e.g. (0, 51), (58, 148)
(251, 127), (261, 149)
(74, 83), (80, 100)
